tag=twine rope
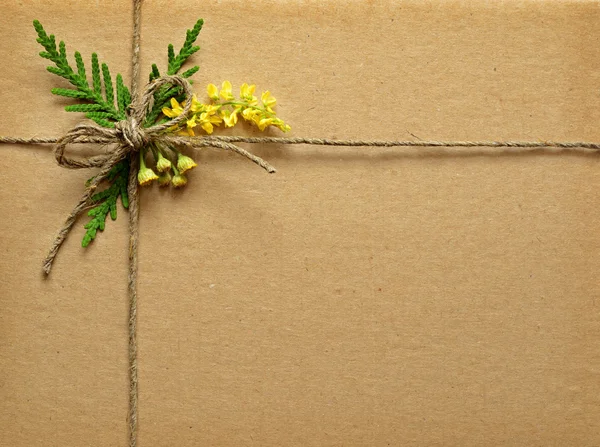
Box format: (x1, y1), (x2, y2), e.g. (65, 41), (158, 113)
(1, 0), (600, 445)
(5, 135), (600, 150)
(127, 2), (142, 445)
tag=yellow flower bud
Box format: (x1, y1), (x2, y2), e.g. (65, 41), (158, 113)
(138, 151), (159, 186)
(138, 166), (158, 186)
(157, 171), (172, 187)
(177, 153), (197, 174)
(172, 173), (188, 188)
(156, 152), (172, 173)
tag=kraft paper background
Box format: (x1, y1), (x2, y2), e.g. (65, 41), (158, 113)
(1, 0), (599, 445)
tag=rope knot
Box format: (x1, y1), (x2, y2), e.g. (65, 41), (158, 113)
(115, 118), (147, 151)
(50, 76), (199, 171)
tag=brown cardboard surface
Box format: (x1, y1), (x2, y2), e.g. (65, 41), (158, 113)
(1, 0), (600, 445)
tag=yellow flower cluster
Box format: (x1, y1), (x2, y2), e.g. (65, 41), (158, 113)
(162, 81), (291, 136)
(137, 82), (290, 187)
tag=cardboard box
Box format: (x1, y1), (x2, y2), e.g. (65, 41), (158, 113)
(1, 0), (599, 445)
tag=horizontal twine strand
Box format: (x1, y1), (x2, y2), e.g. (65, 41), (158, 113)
(3, 135), (600, 150)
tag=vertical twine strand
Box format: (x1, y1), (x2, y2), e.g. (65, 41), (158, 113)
(127, 158), (139, 447)
(128, 0), (143, 446)
(131, 0), (142, 100)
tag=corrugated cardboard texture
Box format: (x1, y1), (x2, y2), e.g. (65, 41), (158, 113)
(1, 0), (600, 445)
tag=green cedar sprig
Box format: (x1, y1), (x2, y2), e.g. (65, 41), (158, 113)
(34, 18), (204, 246)
(83, 160), (129, 247)
(34, 20), (132, 247)
(33, 20), (131, 127)
(145, 18), (204, 126)
(168, 18), (203, 75)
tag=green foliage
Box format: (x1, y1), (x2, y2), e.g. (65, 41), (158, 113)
(116, 74), (131, 115)
(145, 19), (204, 126)
(34, 18), (204, 246)
(34, 19), (133, 247)
(33, 20), (129, 126)
(82, 159), (129, 247)
(167, 19), (203, 75)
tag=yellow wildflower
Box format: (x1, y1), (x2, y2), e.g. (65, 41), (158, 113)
(172, 81), (290, 135)
(241, 107), (259, 122)
(186, 115), (198, 136)
(177, 153), (197, 174)
(261, 91), (276, 112)
(207, 83), (219, 101)
(199, 121), (212, 134)
(220, 80), (234, 100)
(257, 117), (274, 131)
(190, 94), (203, 113)
(204, 104), (221, 115)
(197, 107), (223, 134)
(240, 83), (256, 99)
(162, 97), (184, 118)
(221, 109), (238, 127)
(240, 83), (258, 105)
